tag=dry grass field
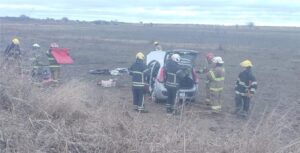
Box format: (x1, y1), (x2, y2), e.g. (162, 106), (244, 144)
(0, 19), (300, 152)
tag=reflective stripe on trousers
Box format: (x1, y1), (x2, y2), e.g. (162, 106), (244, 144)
(211, 105), (221, 110)
(210, 88), (223, 92)
(49, 65), (61, 68)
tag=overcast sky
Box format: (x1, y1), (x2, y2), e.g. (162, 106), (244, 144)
(0, 0), (300, 26)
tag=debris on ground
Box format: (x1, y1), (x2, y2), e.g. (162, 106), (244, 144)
(89, 68), (129, 76)
(110, 68), (129, 75)
(89, 69), (110, 75)
(97, 79), (117, 87)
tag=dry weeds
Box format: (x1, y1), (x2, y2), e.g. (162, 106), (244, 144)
(0, 64), (299, 153)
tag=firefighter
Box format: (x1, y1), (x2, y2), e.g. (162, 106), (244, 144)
(31, 43), (50, 82)
(235, 60), (258, 118)
(198, 52), (215, 104)
(199, 52), (214, 74)
(164, 54), (181, 114)
(2, 38), (22, 73)
(47, 43), (60, 82)
(154, 41), (163, 51)
(129, 52), (150, 113)
(206, 56), (225, 113)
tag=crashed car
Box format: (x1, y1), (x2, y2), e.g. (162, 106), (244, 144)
(146, 49), (199, 102)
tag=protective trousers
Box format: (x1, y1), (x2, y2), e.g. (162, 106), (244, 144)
(3, 57), (21, 74)
(166, 87), (177, 111)
(132, 88), (145, 111)
(210, 90), (223, 112)
(235, 94), (250, 113)
(205, 81), (211, 104)
(50, 67), (60, 82)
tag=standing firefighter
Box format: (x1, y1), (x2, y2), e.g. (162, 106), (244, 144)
(235, 60), (257, 118)
(129, 52), (149, 113)
(199, 52), (214, 74)
(164, 54), (181, 114)
(206, 56), (225, 113)
(31, 43), (50, 82)
(153, 41), (163, 51)
(2, 38), (22, 73)
(47, 43), (60, 82)
(198, 52), (215, 104)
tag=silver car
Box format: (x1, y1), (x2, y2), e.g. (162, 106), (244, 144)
(146, 49), (199, 102)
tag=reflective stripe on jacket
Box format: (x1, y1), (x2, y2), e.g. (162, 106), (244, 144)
(208, 67), (225, 92)
(164, 60), (180, 89)
(131, 71), (146, 87)
(235, 68), (257, 96)
(165, 72), (179, 88)
(129, 59), (149, 88)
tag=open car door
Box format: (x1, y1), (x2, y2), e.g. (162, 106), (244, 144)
(51, 48), (73, 64)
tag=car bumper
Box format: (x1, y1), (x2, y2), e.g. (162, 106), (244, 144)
(154, 81), (198, 101)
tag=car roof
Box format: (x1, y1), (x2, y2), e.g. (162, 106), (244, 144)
(146, 50), (166, 66)
(166, 49), (199, 55)
(146, 49), (199, 66)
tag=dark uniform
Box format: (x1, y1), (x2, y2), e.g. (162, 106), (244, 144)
(164, 59), (181, 113)
(235, 68), (257, 116)
(47, 48), (61, 82)
(129, 59), (149, 112)
(3, 42), (21, 73)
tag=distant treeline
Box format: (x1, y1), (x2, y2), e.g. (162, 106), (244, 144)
(0, 15), (129, 25)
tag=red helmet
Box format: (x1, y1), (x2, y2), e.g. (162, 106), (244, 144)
(205, 52), (214, 61)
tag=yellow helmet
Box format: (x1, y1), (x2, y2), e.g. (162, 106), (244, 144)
(12, 38), (20, 45)
(136, 52), (145, 60)
(240, 60), (253, 67)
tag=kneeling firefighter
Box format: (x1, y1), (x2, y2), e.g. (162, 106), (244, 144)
(164, 54), (182, 114)
(206, 56), (225, 113)
(129, 52), (150, 113)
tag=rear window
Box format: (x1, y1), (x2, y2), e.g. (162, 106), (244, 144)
(165, 52), (198, 67)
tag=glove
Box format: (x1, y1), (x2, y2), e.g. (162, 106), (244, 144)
(247, 92), (253, 98)
(143, 84), (150, 93)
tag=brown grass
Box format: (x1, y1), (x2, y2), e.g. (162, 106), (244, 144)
(0, 64), (299, 153)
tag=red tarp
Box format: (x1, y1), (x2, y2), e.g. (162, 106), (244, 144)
(51, 48), (73, 64)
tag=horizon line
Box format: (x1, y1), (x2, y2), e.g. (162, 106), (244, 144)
(1, 15), (300, 28)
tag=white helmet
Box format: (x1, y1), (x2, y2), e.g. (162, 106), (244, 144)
(32, 43), (40, 48)
(171, 54), (181, 62)
(212, 56), (224, 64)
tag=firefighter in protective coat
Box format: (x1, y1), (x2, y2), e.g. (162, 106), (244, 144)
(2, 38), (22, 73)
(129, 52), (150, 113)
(31, 43), (50, 82)
(164, 54), (181, 114)
(235, 60), (257, 117)
(202, 52), (215, 104)
(206, 56), (225, 113)
(47, 43), (61, 82)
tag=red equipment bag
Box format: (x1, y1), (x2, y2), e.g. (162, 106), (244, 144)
(51, 48), (73, 64)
